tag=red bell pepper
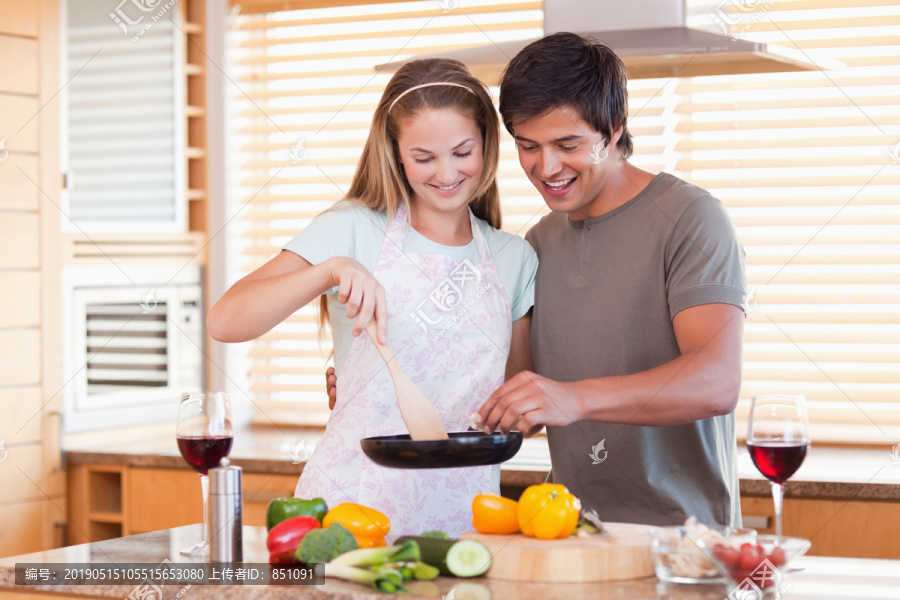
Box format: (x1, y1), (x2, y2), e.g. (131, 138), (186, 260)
(266, 515), (321, 563)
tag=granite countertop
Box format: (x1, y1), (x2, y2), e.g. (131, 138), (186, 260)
(63, 426), (900, 501)
(3, 525), (900, 600)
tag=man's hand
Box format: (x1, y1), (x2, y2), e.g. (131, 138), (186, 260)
(477, 371), (584, 434)
(326, 366), (336, 410)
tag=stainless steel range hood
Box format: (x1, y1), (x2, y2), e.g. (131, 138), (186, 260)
(379, 0), (839, 82)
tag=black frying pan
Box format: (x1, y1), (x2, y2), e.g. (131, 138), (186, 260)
(360, 431), (523, 469)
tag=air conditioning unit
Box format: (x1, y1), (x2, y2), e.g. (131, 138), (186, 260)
(62, 265), (204, 432)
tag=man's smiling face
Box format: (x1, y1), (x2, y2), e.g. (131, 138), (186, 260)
(513, 106), (619, 221)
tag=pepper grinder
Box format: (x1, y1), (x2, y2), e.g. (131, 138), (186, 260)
(209, 457), (243, 562)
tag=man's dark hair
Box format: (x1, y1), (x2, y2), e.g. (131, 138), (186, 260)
(499, 32), (634, 159)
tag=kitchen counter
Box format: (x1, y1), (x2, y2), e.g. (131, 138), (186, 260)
(64, 426), (900, 501)
(2, 525), (900, 600)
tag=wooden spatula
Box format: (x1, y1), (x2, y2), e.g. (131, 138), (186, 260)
(365, 321), (449, 441)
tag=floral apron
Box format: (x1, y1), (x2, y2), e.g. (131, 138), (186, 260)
(295, 202), (511, 539)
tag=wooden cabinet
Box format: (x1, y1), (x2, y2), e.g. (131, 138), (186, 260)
(740, 495), (900, 559)
(68, 465), (125, 542)
(128, 469), (200, 535)
(67, 464), (299, 543)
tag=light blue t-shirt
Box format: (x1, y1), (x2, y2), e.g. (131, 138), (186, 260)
(283, 200), (538, 372)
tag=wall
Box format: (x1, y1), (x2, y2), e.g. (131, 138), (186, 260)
(0, 0), (66, 557)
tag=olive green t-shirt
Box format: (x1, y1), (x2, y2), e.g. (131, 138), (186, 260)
(525, 173), (747, 527)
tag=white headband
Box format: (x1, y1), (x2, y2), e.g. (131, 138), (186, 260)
(388, 82), (476, 112)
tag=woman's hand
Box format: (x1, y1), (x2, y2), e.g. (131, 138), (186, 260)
(328, 257), (388, 343)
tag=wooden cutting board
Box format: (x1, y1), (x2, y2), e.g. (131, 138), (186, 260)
(460, 523), (656, 583)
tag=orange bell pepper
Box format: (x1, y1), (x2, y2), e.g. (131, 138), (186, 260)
(322, 502), (390, 548)
(472, 494), (520, 534)
(517, 483), (581, 540)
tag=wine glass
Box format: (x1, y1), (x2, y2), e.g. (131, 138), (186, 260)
(176, 391), (234, 556)
(746, 394), (810, 537)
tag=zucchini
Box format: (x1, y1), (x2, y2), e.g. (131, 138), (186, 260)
(396, 536), (491, 578)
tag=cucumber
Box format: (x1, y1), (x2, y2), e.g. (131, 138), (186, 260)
(446, 540), (492, 577)
(396, 536), (491, 578)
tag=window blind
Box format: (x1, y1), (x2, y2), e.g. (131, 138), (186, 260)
(227, 0), (900, 442)
(678, 0), (900, 443)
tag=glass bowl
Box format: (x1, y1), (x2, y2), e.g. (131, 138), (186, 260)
(651, 524), (756, 584)
(697, 534), (811, 596)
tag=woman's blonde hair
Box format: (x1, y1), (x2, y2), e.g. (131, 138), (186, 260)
(319, 58), (502, 329)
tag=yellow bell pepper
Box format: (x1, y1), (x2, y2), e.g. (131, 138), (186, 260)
(517, 483), (581, 540)
(322, 502), (390, 548)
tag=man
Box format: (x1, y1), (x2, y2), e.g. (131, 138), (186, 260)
(475, 32), (747, 527)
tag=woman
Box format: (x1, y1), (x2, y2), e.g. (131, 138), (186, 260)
(207, 59), (537, 537)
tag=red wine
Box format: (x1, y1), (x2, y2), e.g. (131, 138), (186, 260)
(177, 435), (233, 475)
(747, 442), (807, 484)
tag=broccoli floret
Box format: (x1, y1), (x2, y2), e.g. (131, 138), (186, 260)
(334, 523), (359, 556)
(296, 523), (359, 564)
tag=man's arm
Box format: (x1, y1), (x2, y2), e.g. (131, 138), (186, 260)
(504, 310), (544, 437)
(477, 302), (744, 433)
(505, 309), (534, 380)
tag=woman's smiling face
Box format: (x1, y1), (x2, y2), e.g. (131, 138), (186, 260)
(396, 107), (483, 217)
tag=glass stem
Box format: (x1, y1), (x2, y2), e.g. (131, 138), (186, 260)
(771, 481), (784, 537)
(200, 474), (210, 543)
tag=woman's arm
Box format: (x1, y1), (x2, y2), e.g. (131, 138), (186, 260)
(207, 251), (331, 343)
(207, 251), (387, 344)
